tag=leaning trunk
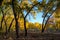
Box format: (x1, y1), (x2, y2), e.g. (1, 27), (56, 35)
(12, 0), (19, 38)
(15, 18), (19, 38)
(8, 18), (14, 32)
(24, 18), (27, 36)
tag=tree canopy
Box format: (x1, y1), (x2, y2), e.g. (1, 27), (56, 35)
(0, 0), (60, 38)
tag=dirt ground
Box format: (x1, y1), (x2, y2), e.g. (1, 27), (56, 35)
(0, 32), (60, 40)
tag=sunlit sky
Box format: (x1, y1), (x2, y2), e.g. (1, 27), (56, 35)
(23, 0), (56, 24)
(23, 10), (43, 24)
(27, 12), (43, 24)
(29, 0), (43, 24)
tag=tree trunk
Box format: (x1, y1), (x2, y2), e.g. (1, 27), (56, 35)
(24, 18), (27, 36)
(8, 18), (14, 32)
(15, 18), (19, 38)
(4, 20), (7, 35)
(12, 0), (19, 38)
(0, 15), (4, 29)
(0, 8), (6, 29)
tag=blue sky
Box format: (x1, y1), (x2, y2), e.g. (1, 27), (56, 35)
(27, 12), (43, 24)
(23, 0), (56, 24)
(23, 0), (44, 24)
(23, 10), (43, 24)
(23, 0), (51, 24)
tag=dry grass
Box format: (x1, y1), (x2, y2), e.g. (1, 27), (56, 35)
(0, 31), (60, 40)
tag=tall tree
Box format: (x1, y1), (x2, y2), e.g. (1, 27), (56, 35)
(41, 0), (58, 32)
(11, 0), (19, 38)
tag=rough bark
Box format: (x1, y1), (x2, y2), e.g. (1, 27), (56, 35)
(12, 0), (19, 38)
(42, 8), (57, 32)
(8, 18), (14, 32)
(24, 18), (27, 36)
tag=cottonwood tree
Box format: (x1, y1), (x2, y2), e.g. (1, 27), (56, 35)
(0, 0), (60, 38)
(41, 0), (59, 32)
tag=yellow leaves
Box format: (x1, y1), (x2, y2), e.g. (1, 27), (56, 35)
(35, 22), (39, 27)
(1, 14), (42, 31)
(10, 15), (14, 18)
(20, 0), (28, 8)
(31, 0), (37, 3)
(20, 0), (33, 10)
(3, 0), (11, 2)
(20, 27), (24, 30)
(32, 0), (36, 2)
(18, 18), (29, 30)
(53, 8), (60, 18)
(53, 12), (60, 29)
(26, 22), (29, 28)
(2, 0), (11, 6)
(22, 0), (28, 4)
(18, 20), (42, 30)
(31, 10), (36, 15)
(34, 22), (42, 30)
(38, 7), (43, 11)
(42, 0), (46, 6)
(27, 4), (32, 8)
(49, 24), (53, 28)
(56, 7), (60, 14)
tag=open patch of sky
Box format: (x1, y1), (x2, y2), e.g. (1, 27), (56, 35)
(37, 0), (42, 3)
(26, 12), (43, 24)
(23, 8), (43, 24)
(22, 0), (55, 24)
(23, 10), (27, 17)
